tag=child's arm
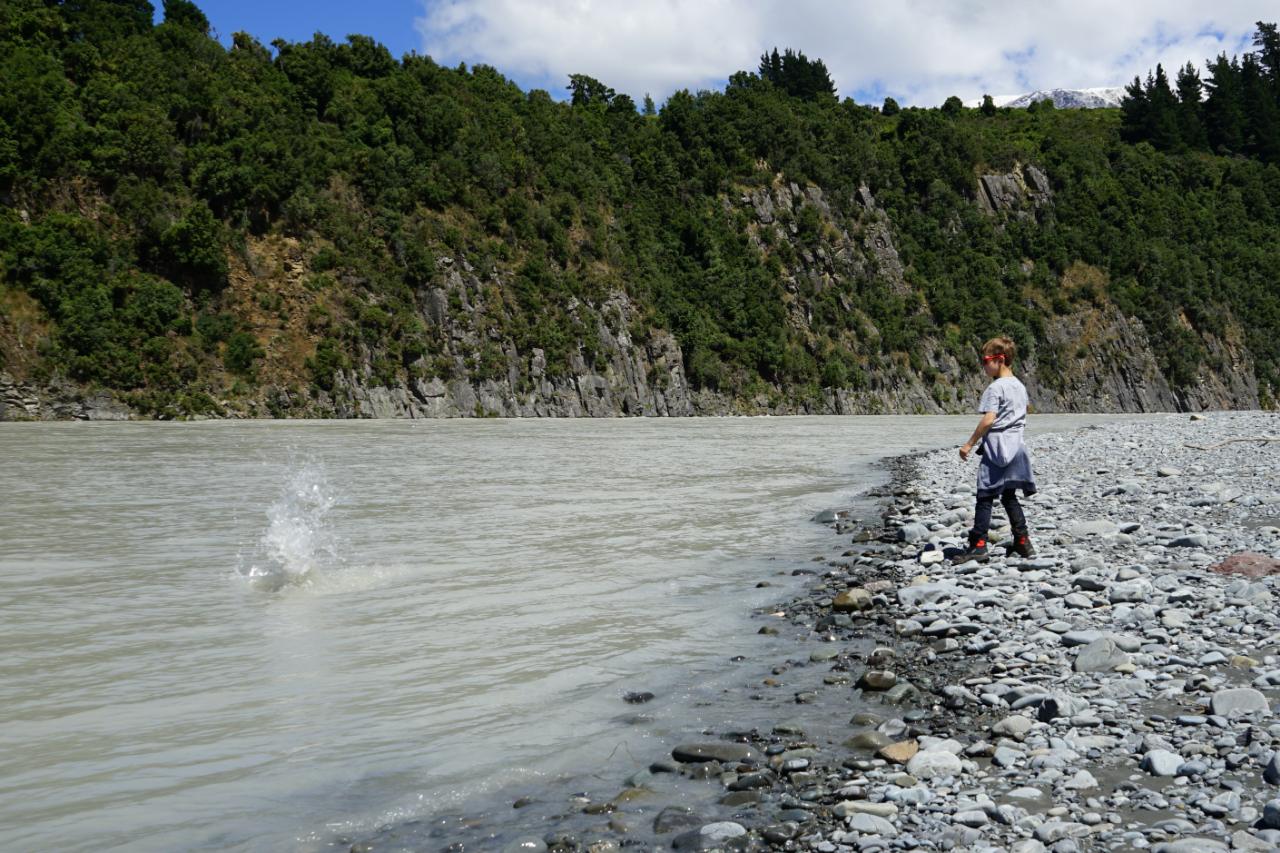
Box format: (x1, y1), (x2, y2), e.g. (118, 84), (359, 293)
(959, 411), (997, 460)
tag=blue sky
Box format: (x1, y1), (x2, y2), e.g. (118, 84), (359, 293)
(175, 1), (1271, 107)
(158, 2), (424, 58)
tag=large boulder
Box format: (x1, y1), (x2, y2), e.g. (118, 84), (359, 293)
(906, 750), (962, 779)
(1211, 687), (1269, 717)
(1073, 636), (1132, 673)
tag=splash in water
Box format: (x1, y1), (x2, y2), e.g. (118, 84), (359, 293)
(240, 463), (340, 590)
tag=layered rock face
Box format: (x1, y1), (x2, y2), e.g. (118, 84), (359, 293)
(0, 372), (130, 421)
(976, 164), (1053, 218)
(322, 287), (695, 419)
(1, 165), (1265, 420)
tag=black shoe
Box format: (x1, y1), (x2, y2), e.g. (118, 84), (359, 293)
(951, 539), (990, 563)
(1005, 532), (1035, 559)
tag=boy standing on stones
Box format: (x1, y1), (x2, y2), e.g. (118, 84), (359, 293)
(952, 337), (1037, 563)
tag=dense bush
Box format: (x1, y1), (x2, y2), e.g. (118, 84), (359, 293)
(1, 1), (1277, 410)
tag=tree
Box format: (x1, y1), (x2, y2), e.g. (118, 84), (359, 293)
(1254, 21), (1280, 88)
(941, 95), (964, 116)
(1145, 64), (1181, 150)
(567, 73), (615, 106)
(758, 48), (782, 84)
(1119, 75), (1148, 142)
(1204, 53), (1246, 153)
(980, 94), (996, 116)
(60, 0), (155, 43)
(642, 93), (656, 116)
(1174, 62), (1206, 149)
(338, 34), (395, 78)
(274, 34), (339, 115)
(757, 47), (836, 101)
(881, 96), (900, 116)
(161, 202), (227, 289)
(1241, 53), (1280, 161)
(162, 0), (209, 34)
(0, 44), (79, 178)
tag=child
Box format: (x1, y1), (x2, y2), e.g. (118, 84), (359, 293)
(952, 336), (1037, 563)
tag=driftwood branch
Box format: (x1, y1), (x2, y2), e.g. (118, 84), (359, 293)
(1184, 436), (1280, 451)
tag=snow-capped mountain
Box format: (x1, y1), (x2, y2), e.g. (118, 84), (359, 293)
(965, 87), (1127, 109)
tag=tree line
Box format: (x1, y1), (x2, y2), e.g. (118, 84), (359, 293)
(1121, 23), (1280, 162)
(1, 1), (1278, 416)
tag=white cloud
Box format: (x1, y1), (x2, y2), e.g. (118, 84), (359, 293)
(415, 0), (1271, 106)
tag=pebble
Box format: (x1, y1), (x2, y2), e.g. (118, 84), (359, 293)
(833, 588), (873, 612)
(846, 812), (898, 836)
(876, 740), (918, 764)
(671, 743), (760, 764)
(905, 750), (962, 779)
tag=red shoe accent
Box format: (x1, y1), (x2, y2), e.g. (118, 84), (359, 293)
(976, 539), (986, 548)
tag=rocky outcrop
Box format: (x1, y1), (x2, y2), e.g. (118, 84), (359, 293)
(977, 164), (1053, 218)
(852, 183), (908, 296)
(0, 371), (132, 421)
(313, 287), (696, 419)
(1022, 306), (1259, 413)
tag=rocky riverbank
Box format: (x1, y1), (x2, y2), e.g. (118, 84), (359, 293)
(349, 411), (1280, 852)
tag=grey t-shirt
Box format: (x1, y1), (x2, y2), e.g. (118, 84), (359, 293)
(978, 376), (1028, 466)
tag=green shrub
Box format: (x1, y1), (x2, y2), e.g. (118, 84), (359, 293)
(196, 313), (237, 346)
(224, 331), (264, 375)
(161, 202), (228, 289)
(307, 337), (348, 390)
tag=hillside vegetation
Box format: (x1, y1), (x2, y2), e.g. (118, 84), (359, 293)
(1, 2), (1278, 417)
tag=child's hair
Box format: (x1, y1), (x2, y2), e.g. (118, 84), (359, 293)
(982, 336), (1016, 363)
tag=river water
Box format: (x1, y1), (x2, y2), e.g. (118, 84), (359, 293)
(0, 415), (1119, 851)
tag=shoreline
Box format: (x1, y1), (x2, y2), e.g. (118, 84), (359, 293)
(348, 411), (1280, 852)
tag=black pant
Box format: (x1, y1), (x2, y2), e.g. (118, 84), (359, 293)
(972, 489), (1027, 542)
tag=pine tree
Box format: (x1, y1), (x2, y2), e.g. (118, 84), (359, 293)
(1203, 54), (1246, 153)
(758, 48), (782, 84)
(1174, 62), (1207, 150)
(1254, 21), (1280, 90)
(1119, 22), (1280, 155)
(1241, 53), (1280, 162)
(1120, 75), (1148, 143)
(642, 93), (656, 116)
(1145, 64), (1181, 150)
(757, 47), (835, 101)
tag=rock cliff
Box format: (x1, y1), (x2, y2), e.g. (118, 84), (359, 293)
(0, 165), (1264, 420)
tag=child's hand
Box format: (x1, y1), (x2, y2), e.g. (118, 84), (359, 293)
(959, 443), (972, 461)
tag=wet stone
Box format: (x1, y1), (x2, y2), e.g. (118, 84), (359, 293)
(672, 743), (761, 765)
(876, 740), (918, 764)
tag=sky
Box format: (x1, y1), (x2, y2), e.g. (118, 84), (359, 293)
(184, 1), (1274, 106)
